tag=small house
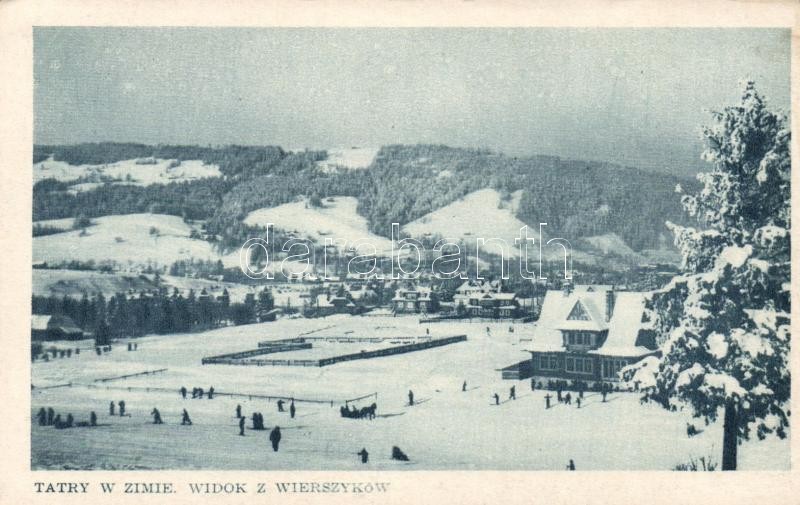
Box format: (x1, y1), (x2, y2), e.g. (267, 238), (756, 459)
(31, 314), (84, 341)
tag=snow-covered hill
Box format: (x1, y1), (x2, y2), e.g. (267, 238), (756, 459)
(244, 196), (394, 255)
(402, 189), (533, 257)
(314, 147), (378, 172)
(33, 214), (239, 269)
(34, 157), (221, 191)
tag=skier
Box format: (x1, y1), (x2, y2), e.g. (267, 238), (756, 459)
(462, 381), (467, 392)
(510, 385), (516, 400)
(109, 401), (115, 416)
(90, 411), (97, 426)
(277, 399), (285, 412)
(576, 397), (581, 409)
(239, 416), (245, 436)
(408, 390), (414, 406)
(565, 393), (571, 406)
(530, 378), (535, 391)
(235, 404), (242, 418)
(208, 386), (214, 399)
(494, 393), (500, 405)
(557, 387), (563, 403)
(36, 407), (47, 426)
(357, 448), (369, 464)
(66, 414), (74, 428)
(197, 388), (204, 399)
(180, 386), (187, 399)
(289, 401), (296, 419)
(191, 387), (198, 399)
(119, 400), (126, 416)
(151, 408), (163, 424)
(269, 426), (282, 452)
(181, 409), (192, 425)
(567, 459), (576, 471)
(545, 393), (552, 409)
(47, 407), (55, 426)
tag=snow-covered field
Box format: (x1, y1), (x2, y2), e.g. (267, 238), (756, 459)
(31, 315), (787, 470)
(33, 214), (240, 269)
(34, 158), (221, 190)
(244, 197), (395, 255)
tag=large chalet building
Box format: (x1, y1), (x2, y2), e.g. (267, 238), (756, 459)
(526, 285), (658, 383)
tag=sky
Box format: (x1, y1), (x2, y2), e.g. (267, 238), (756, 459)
(34, 28), (790, 176)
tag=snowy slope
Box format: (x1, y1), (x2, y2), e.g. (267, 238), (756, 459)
(315, 147), (378, 172)
(402, 189), (533, 257)
(244, 197), (394, 255)
(32, 214), (240, 269)
(34, 158), (221, 190)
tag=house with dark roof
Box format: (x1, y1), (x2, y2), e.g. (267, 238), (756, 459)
(392, 286), (435, 314)
(524, 285), (658, 383)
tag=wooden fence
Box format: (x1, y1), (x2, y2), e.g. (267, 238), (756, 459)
(201, 341), (311, 364)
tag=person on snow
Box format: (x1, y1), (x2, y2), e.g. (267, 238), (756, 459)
(357, 448), (369, 464)
(269, 426), (282, 452)
(181, 409), (192, 425)
(494, 393), (500, 405)
(408, 390), (414, 406)
(462, 381), (467, 392)
(277, 399), (285, 412)
(151, 408), (163, 424)
(197, 388), (204, 399)
(65, 414), (74, 428)
(391, 446), (409, 461)
(47, 407), (55, 426)
(90, 411), (97, 426)
(119, 400), (126, 416)
(235, 404), (242, 418)
(289, 401), (296, 419)
(109, 401), (115, 416)
(239, 416), (245, 436)
(207, 386), (214, 399)
(180, 386), (187, 399)
(36, 407), (47, 426)
(510, 386), (516, 400)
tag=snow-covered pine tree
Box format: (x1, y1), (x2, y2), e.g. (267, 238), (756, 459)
(627, 81), (790, 470)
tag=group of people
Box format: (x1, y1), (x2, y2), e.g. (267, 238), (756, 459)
(149, 407), (191, 425)
(276, 399), (296, 418)
(180, 386), (215, 399)
(36, 407), (96, 429)
(109, 400), (128, 416)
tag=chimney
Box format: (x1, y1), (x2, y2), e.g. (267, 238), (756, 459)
(605, 289), (616, 321)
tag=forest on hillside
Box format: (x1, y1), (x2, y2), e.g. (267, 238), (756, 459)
(33, 142), (697, 252)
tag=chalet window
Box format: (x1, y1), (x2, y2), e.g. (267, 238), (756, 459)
(540, 355), (558, 370)
(567, 333), (575, 345)
(566, 358), (574, 372)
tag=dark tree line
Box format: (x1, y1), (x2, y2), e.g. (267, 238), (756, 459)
(32, 286), (276, 344)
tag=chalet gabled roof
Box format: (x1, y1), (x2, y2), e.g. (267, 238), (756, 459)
(527, 286), (653, 357)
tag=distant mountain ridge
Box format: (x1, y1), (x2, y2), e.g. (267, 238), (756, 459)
(33, 142), (698, 257)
